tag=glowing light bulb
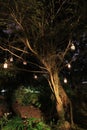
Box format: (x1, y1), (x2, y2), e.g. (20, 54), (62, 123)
(34, 75), (38, 79)
(1, 89), (7, 93)
(67, 63), (71, 69)
(71, 44), (75, 50)
(10, 57), (13, 62)
(23, 61), (27, 65)
(3, 62), (8, 69)
(64, 78), (68, 84)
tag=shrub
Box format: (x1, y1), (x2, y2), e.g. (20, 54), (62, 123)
(13, 86), (41, 108)
(0, 116), (51, 130)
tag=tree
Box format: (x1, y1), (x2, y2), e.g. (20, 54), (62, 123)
(0, 0), (86, 127)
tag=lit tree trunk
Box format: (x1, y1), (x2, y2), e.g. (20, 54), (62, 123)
(48, 71), (72, 123)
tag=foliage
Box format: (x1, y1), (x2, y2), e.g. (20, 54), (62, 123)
(25, 118), (51, 130)
(0, 113), (9, 129)
(13, 86), (41, 107)
(0, 116), (51, 130)
(0, 114), (86, 130)
(2, 116), (24, 130)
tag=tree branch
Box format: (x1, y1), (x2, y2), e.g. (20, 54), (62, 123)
(0, 46), (23, 60)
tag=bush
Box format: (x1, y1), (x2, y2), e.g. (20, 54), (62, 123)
(0, 116), (51, 130)
(13, 86), (41, 108)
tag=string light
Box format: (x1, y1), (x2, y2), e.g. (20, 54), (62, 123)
(64, 78), (68, 84)
(3, 63), (8, 69)
(3, 60), (8, 69)
(1, 89), (7, 96)
(9, 57), (13, 62)
(34, 74), (38, 79)
(1, 89), (7, 93)
(71, 43), (75, 50)
(67, 63), (71, 69)
(23, 61), (27, 65)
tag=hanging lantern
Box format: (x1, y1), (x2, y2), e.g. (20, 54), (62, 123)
(3, 62), (8, 69)
(23, 61), (27, 65)
(64, 78), (68, 84)
(34, 74), (38, 79)
(71, 43), (75, 50)
(10, 57), (13, 62)
(67, 63), (71, 69)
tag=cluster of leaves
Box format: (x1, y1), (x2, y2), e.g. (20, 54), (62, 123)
(0, 114), (86, 130)
(0, 116), (51, 130)
(13, 86), (41, 107)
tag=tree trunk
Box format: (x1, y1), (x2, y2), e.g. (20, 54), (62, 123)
(48, 71), (72, 123)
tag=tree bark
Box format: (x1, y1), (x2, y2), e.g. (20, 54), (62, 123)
(49, 71), (71, 122)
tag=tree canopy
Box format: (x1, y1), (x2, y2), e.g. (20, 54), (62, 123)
(0, 0), (87, 73)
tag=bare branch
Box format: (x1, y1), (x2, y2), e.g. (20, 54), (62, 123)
(11, 67), (48, 74)
(9, 45), (29, 54)
(22, 38), (38, 55)
(52, 0), (68, 22)
(62, 40), (72, 59)
(10, 12), (38, 56)
(27, 61), (47, 71)
(0, 46), (23, 60)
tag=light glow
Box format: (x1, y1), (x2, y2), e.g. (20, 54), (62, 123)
(23, 61), (27, 65)
(34, 75), (38, 79)
(3, 62), (8, 69)
(71, 43), (75, 50)
(10, 57), (13, 62)
(64, 78), (68, 84)
(67, 63), (71, 69)
(1, 89), (7, 93)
